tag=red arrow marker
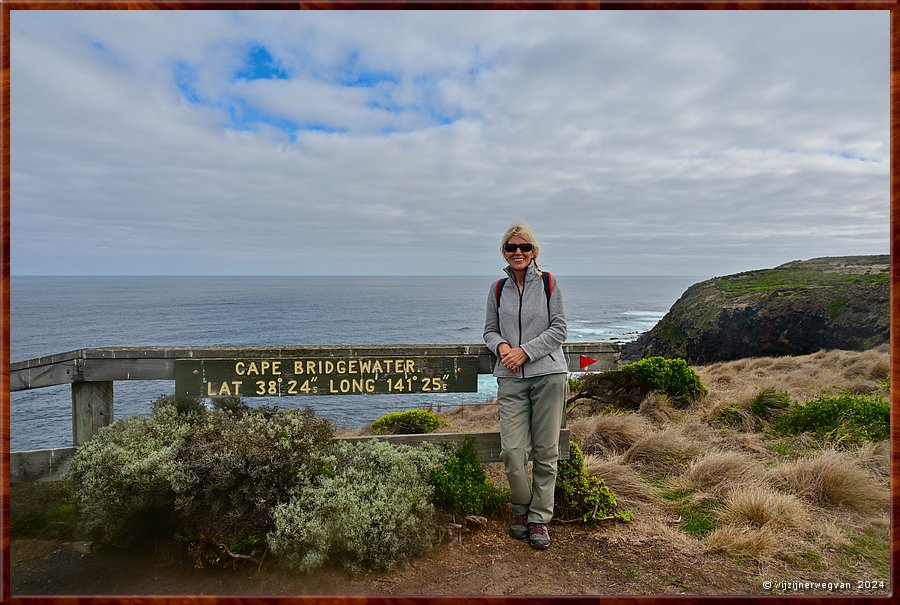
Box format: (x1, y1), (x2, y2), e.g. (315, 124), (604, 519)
(580, 355), (598, 369)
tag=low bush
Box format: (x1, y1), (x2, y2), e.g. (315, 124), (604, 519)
(578, 357), (707, 409)
(152, 394), (207, 417)
(65, 403), (194, 546)
(554, 441), (632, 523)
(622, 357), (708, 405)
(772, 394), (889, 444)
(66, 395), (336, 564)
(371, 409), (440, 435)
(267, 439), (448, 573)
(170, 406), (335, 566)
(430, 438), (507, 515)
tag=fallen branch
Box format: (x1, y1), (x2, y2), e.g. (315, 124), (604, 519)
(217, 543), (263, 568)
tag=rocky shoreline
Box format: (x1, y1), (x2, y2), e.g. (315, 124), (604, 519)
(622, 255), (889, 364)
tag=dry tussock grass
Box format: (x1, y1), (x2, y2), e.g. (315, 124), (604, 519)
(569, 412), (653, 456)
(432, 347), (888, 575)
(718, 432), (770, 456)
(673, 450), (766, 498)
(705, 400), (757, 432)
(438, 403), (499, 433)
(853, 440), (890, 481)
(718, 485), (809, 530)
(770, 449), (888, 512)
(622, 425), (703, 477)
(583, 455), (659, 504)
(694, 347), (889, 410)
(704, 526), (777, 561)
(638, 392), (678, 424)
(810, 518), (852, 550)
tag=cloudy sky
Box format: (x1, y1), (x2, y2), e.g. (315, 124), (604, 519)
(9, 10), (889, 277)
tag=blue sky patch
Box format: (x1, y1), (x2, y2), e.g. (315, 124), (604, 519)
(173, 61), (202, 104)
(234, 44), (289, 81)
(341, 70), (399, 88)
(225, 97), (345, 141)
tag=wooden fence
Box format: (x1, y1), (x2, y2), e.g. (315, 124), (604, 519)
(9, 343), (619, 483)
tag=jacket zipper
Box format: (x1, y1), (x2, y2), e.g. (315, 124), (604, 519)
(517, 279), (526, 378)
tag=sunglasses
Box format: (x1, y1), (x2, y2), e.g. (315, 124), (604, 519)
(504, 243), (534, 253)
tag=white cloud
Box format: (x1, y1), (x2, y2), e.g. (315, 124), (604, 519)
(9, 9), (889, 277)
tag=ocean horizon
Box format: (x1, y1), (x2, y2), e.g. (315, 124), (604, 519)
(10, 274), (704, 451)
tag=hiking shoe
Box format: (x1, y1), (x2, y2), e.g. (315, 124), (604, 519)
(528, 522), (550, 550)
(509, 514), (528, 540)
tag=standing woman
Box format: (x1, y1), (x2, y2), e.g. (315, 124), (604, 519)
(483, 222), (568, 550)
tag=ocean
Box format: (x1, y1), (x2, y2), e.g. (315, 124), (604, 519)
(10, 275), (701, 451)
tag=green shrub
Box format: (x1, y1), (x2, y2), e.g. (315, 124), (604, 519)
(152, 394), (207, 417)
(622, 357), (708, 406)
(209, 395), (250, 415)
(430, 438), (508, 515)
(267, 439), (449, 573)
(579, 357), (707, 410)
(371, 409), (440, 435)
(749, 388), (791, 420)
(567, 376), (584, 392)
(554, 441), (632, 523)
(773, 394), (889, 444)
(66, 395), (336, 563)
(65, 403), (194, 545)
(170, 406), (335, 565)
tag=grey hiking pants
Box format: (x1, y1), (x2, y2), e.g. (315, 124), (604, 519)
(497, 373), (567, 524)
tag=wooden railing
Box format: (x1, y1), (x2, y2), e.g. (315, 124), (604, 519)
(9, 343), (620, 483)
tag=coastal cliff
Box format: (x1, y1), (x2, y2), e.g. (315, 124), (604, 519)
(622, 255), (890, 363)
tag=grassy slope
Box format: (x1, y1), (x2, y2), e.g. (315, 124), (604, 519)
(442, 345), (892, 593)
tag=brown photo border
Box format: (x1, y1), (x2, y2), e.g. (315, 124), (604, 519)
(0, 1), (896, 604)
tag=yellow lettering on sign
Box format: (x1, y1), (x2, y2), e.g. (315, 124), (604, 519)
(208, 381), (243, 396)
(328, 378), (377, 394)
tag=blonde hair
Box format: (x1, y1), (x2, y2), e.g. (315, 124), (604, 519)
(501, 222), (543, 274)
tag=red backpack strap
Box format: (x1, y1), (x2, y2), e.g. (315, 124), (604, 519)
(495, 278), (507, 306)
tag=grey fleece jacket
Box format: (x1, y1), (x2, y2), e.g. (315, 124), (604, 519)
(483, 264), (568, 379)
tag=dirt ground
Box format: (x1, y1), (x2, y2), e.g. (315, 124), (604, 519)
(11, 507), (758, 597)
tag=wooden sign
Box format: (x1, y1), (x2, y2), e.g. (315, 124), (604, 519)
(175, 356), (479, 397)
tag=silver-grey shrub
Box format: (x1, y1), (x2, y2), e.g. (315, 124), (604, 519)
(66, 400), (336, 557)
(65, 404), (193, 545)
(170, 406), (335, 554)
(268, 439), (449, 573)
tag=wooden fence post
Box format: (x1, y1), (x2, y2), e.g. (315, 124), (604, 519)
(71, 382), (114, 446)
